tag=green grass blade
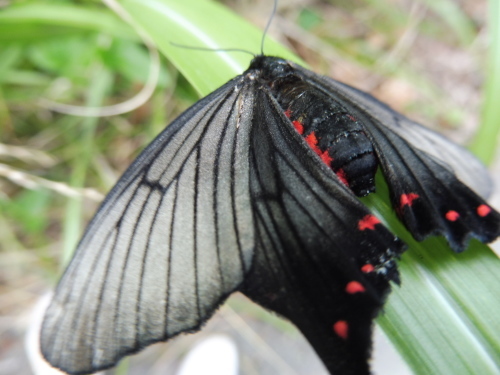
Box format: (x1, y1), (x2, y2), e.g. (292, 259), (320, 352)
(119, 0), (500, 373)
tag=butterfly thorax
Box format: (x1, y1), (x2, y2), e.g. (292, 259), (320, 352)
(249, 57), (378, 196)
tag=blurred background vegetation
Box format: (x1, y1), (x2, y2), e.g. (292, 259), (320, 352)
(0, 0), (499, 374)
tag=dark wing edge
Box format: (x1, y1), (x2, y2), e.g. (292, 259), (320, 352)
(40, 79), (256, 375)
(241, 90), (406, 375)
(293, 63), (500, 252)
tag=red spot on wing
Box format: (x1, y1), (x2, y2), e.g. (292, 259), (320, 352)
(358, 215), (381, 230)
(345, 281), (366, 294)
(292, 120), (304, 135)
(305, 132), (321, 154)
(320, 150), (333, 165)
(477, 204), (491, 217)
(445, 210), (460, 221)
(347, 114), (356, 121)
(333, 320), (349, 340)
(335, 169), (349, 186)
(361, 264), (375, 273)
(284, 109), (292, 118)
(304, 131), (333, 166)
(400, 193), (420, 208)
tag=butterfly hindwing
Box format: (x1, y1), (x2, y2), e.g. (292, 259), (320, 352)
(292, 62), (500, 251)
(41, 79), (257, 374)
(242, 89), (405, 375)
(361, 121), (500, 250)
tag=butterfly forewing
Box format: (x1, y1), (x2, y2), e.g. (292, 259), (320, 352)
(41, 79), (257, 374)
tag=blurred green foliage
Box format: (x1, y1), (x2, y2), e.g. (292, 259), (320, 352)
(0, 1), (190, 256)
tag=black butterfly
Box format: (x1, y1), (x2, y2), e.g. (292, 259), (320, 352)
(41, 54), (500, 375)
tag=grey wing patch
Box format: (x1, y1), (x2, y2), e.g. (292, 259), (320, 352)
(293, 63), (492, 198)
(41, 84), (256, 375)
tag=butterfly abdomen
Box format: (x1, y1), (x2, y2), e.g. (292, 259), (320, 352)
(270, 77), (378, 197)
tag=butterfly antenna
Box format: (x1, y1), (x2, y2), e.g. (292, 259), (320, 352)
(261, 0), (278, 55)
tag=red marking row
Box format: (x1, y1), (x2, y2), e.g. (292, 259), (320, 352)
(332, 275), (371, 339)
(332, 194), (493, 342)
(444, 204), (492, 222)
(358, 214), (381, 230)
(348, 214), (379, 340)
(399, 192), (492, 222)
(284, 109), (336, 168)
